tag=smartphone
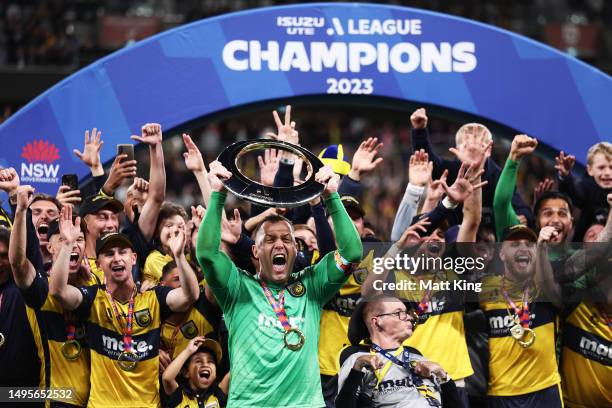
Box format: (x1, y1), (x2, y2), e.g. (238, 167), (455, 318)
(117, 144), (135, 162)
(61, 174), (79, 191)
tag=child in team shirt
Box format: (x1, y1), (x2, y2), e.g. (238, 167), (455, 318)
(162, 336), (229, 408)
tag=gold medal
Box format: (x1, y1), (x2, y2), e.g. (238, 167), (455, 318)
(510, 324), (524, 340)
(0, 332), (5, 348)
(61, 339), (82, 360)
(518, 328), (536, 348)
(117, 350), (139, 371)
(283, 327), (305, 351)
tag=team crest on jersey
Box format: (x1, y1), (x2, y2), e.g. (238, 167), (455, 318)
(135, 308), (152, 327)
(287, 280), (306, 297)
(352, 267), (367, 284)
(180, 320), (198, 339)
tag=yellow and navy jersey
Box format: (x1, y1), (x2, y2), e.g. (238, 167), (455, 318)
(75, 284), (173, 407)
(20, 272), (96, 407)
(0, 280), (41, 388)
(319, 249), (375, 376)
(161, 287), (221, 359)
(164, 384), (227, 408)
(479, 275), (560, 396)
(143, 249), (173, 285)
(86, 257), (105, 285)
(395, 269), (474, 381)
(0, 205), (12, 229)
(561, 301), (611, 408)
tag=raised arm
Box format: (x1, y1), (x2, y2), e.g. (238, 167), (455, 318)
(391, 149), (430, 241)
(162, 336), (206, 395)
(133, 123), (166, 241)
(48, 205), (85, 311)
(183, 133), (214, 208)
(9, 186), (37, 289)
(166, 228), (199, 312)
(362, 218), (429, 298)
(318, 166), (362, 283)
(535, 226), (563, 308)
(493, 135), (537, 239)
(457, 142), (491, 243)
(196, 161), (235, 289)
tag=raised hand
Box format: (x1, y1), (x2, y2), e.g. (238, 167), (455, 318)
(450, 125), (492, 168)
(56, 185), (82, 209)
(258, 149), (279, 187)
(186, 336), (207, 354)
(410, 108), (428, 129)
(349, 137), (384, 180)
(533, 178), (554, 206)
(426, 169), (449, 204)
(398, 217), (430, 248)
(59, 205), (82, 244)
(132, 123), (162, 145)
(168, 228), (186, 258)
(182, 133), (206, 173)
(0, 167), (19, 194)
(103, 154), (137, 194)
(509, 134), (538, 161)
(554, 151), (575, 178)
(73, 128), (103, 169)
(439, 163), (487, 205)
(408, 149), (432, 187)
(266, 105), (299, 145)
(208, 161), (232, 192)
(190, 205), (206, 229)
(15, 185), (35, 212)
(221, 208), (242, 244)
(315, 165), (340, 198)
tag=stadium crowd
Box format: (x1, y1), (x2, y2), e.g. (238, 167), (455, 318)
(0, 105), (610, 408)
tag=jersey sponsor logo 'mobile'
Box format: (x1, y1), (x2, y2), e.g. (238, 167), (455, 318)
(20, 140), (61, 183)
(579, 336), (612, 363)
(101, 334), (154, 359)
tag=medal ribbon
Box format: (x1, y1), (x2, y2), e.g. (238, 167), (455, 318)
(259, 279), (292, 333)
(371, 343), (413, 370)
(64, 312), (76, 341)
(106, 287), (136, 353)
(501, 279), (530, 329)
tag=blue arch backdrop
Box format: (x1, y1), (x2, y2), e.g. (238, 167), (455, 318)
(1, 2), (611, 195)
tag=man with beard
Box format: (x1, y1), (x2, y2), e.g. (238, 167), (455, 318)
(479, 225), (562, 407)
(0, 166), (60, 273)
(10, 188), (95, 407)
(196, 161), (362, 408)
(536, 194), (612, 407)
(336, 295), (460, 407)
(49, 220), (199, 407)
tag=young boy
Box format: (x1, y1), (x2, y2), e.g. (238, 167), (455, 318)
(162, 336), (229, 408)
(556, 141), (612, 240)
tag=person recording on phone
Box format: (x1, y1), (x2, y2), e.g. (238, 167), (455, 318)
(73, 124), (166, 283)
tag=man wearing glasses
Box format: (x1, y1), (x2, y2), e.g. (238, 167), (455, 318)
(336, 295), (461, 407)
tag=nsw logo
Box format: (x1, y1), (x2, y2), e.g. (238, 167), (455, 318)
(20, 140), (61, 183)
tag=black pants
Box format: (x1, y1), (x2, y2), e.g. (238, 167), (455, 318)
(486, 384), (562, 408)
(321, 374), (338, 408)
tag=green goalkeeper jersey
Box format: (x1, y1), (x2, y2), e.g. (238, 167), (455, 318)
(196, 191), (362, 408)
